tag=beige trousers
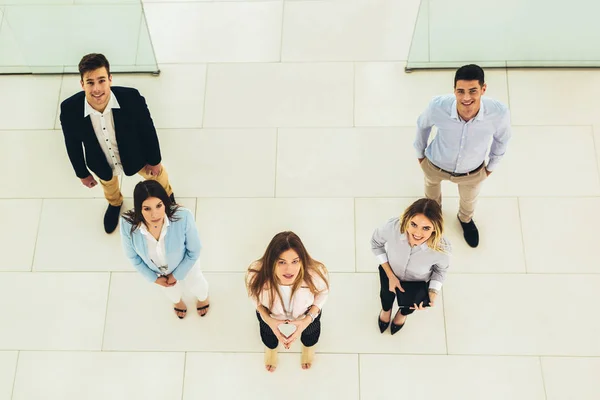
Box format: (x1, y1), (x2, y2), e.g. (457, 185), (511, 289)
(99, 165), (173, 207)
(420, 158), (488, 223)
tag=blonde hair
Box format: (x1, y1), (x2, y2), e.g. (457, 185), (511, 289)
(246, 231), (329, 311)
(399, 198), (446, 252)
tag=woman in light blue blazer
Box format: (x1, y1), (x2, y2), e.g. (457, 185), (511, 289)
(120, 180), (210, 319)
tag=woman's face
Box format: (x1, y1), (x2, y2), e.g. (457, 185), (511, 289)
(141, 196), (166, 226)
(275, 248), (302, 286)
(406, 213), (434, 246)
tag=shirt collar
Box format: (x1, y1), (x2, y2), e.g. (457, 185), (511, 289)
(451, 97), (486, 122)
(83, 90), (120, 117)
(139, 216), (170, 237)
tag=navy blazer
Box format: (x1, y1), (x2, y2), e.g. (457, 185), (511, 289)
(120, 208), (201, 283)
(60, 86), (162, 181)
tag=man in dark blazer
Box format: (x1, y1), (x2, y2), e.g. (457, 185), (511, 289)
(60, 53), (175, 233)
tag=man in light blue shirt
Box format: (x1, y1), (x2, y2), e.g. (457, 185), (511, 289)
(414, 64), (511, 248)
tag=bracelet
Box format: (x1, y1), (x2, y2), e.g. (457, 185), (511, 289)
(428, 288), (439, 294)
(307, 311), (317, 322)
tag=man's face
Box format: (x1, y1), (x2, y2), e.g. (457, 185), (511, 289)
(454, 79), (486, 120)
(81, 67), (112, 113)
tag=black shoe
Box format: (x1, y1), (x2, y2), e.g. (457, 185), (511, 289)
(169, 193), (176, 204)
(378, 310), (390, 333)
(390, 311), (406, 335)
(458, 215), (479, 248)
(104, 203), (122, 234)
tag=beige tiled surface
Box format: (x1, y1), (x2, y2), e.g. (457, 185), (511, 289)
(541, 357), (600, 400)
(12, 352), (184, 400)
(0, 352), (17, 400)
(360, 355), (546, 400)
(4, 1), (600, 398)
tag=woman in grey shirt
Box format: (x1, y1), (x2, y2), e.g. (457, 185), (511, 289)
(371, 198), (450, 335)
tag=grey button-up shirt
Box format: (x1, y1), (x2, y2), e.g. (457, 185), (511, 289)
(371, 217), (451, 291)
(414, 94), (511, 173)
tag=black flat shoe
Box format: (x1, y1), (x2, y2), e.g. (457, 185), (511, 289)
(103, 203), (122, 234)
(458, 215), (479, 248)
(378, 312), (390, 333)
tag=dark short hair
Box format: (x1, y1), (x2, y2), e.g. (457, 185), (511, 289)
(122, 180), (179, 234)
(454, 64), (485, 87)
(78, 53), (110, 80)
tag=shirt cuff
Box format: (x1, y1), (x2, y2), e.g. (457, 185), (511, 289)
(486, 159), (498, 172)
(429, 280), (442, 292)
(377, 253), (389, 264)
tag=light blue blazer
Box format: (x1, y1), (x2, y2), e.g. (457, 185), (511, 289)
(120, 208), (201, 283)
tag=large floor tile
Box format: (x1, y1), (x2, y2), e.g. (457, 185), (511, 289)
(319, 273), (447, 354)
(483, 126), (600, 196)
(508, 70), (600, 125)
(0, 130), (94, 198)
(145, 2), (282, 63)
(519, 197), (600, 273)
(56, 64), (207, 129)
(0, 75), (62, 130)
(0, 352), (17, 400)
(195, 198), (355, 272)
(355, 197), (526, 273)
(541, 357), (600, 400)
(360, 355), (545, 400)
(276, 127), (423, 197)
(33, 199), (131, 271)
(0, 200), (42, 271)
(282, 0), (420, 62)
(444, 274), (600, 356)
(0, 273), (109, 350)
(183, 353), (358, 400)
(12, 352), (184, 400)
(120, 129), (277, 197)
(203, 63), (354, 127)
(354, 63), (509, 127)
(103, 272), (263, 352)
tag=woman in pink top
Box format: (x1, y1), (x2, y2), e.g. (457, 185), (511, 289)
(246, 231), (329, 373)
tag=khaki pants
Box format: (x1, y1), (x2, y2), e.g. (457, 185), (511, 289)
(420, 158), (488, 223)
(99, 165), (173, 207)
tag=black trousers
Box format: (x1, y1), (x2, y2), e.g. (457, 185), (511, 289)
(378, 266), (430, 316)
(256, 311), (322, 349)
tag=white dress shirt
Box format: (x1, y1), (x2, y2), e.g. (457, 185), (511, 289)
(139, 216), (170, 275)
(84, 91), (122, 176)
(278, 285), (293, 319)
(414, 94), (511, 173)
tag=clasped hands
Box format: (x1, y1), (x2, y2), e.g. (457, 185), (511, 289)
(155, 273), (177, 287)
(388, 274), (436, 310)
(268, 316), (311, 350)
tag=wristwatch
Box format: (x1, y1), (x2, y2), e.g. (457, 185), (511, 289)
(307, 311), (318, 322)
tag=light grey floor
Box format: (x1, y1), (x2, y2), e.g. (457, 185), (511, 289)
(1, 1), (600, 399)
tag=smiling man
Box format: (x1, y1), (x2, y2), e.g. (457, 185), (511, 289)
(60, 53), (175, 233)
(414, 64), (511, 248)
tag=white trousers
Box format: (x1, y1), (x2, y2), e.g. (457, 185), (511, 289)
(161, 266), (209, 303)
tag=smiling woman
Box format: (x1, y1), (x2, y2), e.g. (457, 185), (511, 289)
(246, 231), (329, 373)
(371, 198), (451, 335)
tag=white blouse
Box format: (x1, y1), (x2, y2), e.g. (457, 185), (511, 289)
(139, 216), (170, 275)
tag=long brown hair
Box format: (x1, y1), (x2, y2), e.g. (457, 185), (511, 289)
(399, 198), (446, 252)
(122, 180), (180, 235)
(246, 231), (329, 311)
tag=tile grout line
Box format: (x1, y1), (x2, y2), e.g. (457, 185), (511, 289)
(180, 352), (188, 400)
(353, 198), (357, 272)
(357, 353), (362, 400)
(100, 272), (113, 351)
(516, 197), (529, 274)
(505, 67), (512, 111)
(201, 65), (209, 128)
(278, 0), (285, 63)
(53, 74), (64, 130)
(442, 289), (449, 355)
(10, 351), (20, 400)
(29, 199), (45, 272)
(538, 356), (548, 400)
(352, 62), (356, 127)
(590, 124), (600, 189)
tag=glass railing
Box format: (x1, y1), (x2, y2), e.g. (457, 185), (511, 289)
(0, 0), (158, 74)
(406, 0), (600, 70)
